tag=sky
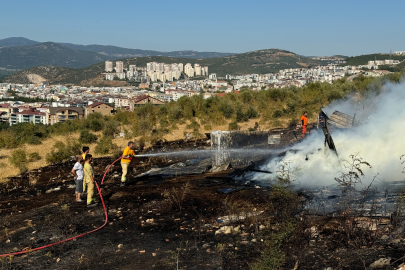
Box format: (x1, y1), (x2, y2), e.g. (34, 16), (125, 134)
(1, 0), (404, 56)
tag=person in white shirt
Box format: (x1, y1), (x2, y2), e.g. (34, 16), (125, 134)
(71, 156), (84, 202)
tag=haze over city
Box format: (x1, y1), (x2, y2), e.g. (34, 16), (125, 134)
(1, 0), (405, 56)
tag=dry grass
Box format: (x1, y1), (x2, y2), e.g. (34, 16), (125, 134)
(0, 116), (294, 183)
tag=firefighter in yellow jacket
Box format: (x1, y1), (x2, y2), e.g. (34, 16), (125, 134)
(83, 154), (97, 207)
(120, 141), (135, 187)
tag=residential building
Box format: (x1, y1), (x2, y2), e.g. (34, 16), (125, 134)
(0, 104), (11, 122)
(85, 102), (115, 117)
(47, 107), (84, 125)
(9, 108), (47, 125)
(128, 96), (164, 111)
(105, 74), (115, 81)
(105, 61), (113, 72)
(194, 64), (201, 76)
(115, 61), (124, 73)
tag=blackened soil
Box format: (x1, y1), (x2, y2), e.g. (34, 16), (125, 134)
(1, 138), (405, 269)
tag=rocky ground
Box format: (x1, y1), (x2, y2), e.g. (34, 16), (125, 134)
(1, 139), (405, 269)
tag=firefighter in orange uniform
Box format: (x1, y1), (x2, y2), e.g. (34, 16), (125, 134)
(300, 112), (308, 138)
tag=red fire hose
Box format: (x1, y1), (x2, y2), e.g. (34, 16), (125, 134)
(0, 157), (123, 257)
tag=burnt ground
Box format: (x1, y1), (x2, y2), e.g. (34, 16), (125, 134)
(1, 137), (405, 269)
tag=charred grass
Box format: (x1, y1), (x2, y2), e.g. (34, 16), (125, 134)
(1, 154), (405, 269)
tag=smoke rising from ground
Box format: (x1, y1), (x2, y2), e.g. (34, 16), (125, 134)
(253, 79), (405, 187)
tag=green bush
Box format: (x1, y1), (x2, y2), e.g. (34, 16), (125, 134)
(95, 136), (118, 155)
(228, 121), (239, 131)
(103, 120), (120, 137)
(9, 149), (28, 173)
(236, 106), (245, 122)
(273, 110), (283, 118)
(245, 106), (258, 119)
(204, 124), (212, 131)
(27, 135), (42, 145)
(46, 140), (81, 164)
(79, 130), (98, 144)
(88, 119), (103, 131)
(219, 100), (234, 119)
(28, 152), (41, 162)
(186, 119), (200, 132)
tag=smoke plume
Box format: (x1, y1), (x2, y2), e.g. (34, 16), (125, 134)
(253, 79), (405, 187)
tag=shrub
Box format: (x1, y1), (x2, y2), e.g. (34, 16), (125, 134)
(186, 119), (200, 132)
(245, 106), (258, 119)
(88, 119), (103, 131)
(95, 136), (118, 155)
(103, 120), (120, 137)
(28, 152), (41, 162)
(228, 121), (239, 131)
(204, 124), (212, 131)
(139, 136), (146, 150)
(9, 149), (28, 174)
(0, 132), (19, 149)
(273, 109), (283, 118)
(219, 101), (234, 119)
(27, 135), (42, 145)
(236, 106), (245, 122)
(46, 140), (81, 164)
(79, 130), (98, 144)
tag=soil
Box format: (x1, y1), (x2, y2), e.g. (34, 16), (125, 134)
(1, 137), (405, 270)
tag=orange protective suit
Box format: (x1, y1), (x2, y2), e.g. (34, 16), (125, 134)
(300, 115), (308, 138)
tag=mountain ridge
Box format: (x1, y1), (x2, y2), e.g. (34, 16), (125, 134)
(0, 37), (235, 65)
(4, 49), (323, 85)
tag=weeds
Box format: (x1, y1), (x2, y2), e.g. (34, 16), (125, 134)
(334, 153), (371, 187)
(8, 149), (28, 174)
(28, 152), (41, 162)
(163, 182), (191, 211)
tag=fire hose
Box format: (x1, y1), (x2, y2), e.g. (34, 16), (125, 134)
(0, 157), (123, 257)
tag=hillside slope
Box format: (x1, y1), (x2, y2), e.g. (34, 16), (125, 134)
(0, 42), (111, 69)
(0, 37), (40, 47)
(60, 43), (234, 59)
(343, 53), (405, 66)
(5, 49), (322, 84)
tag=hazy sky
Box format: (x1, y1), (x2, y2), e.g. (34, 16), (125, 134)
(1, 0), (404, 56)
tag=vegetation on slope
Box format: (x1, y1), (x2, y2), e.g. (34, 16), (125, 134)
(5, 49), (323, 84)
(0, 42), (110, 69)
(2, 72), (402, 151)
(343, 53), (405, 66)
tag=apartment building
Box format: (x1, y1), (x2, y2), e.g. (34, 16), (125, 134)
(128, 96), (164, 111)
(9, 108), (47, 125)
(47, 107), (84, 125)
(105, 61), (113, 72)
(85, 102), (115, 117)
(115, 61), (124, 73)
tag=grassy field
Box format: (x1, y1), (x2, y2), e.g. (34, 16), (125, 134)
(0, 117), (280, 182)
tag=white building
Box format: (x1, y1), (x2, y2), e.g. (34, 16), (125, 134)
(194, 64), (201, 76)
(105, 74), (115, 81)
(115, 61), (124, 73)
(209, 73), (217, 80)
(105, 61), (113, 72)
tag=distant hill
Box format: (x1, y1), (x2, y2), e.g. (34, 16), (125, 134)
(343, 53), (405, 66)
(0, 42), (111, 69)
(0, 37), (40, 47)
(60, 43), (234, 59)
(0, 37), (235, 67)
(5, 49), (323, 85)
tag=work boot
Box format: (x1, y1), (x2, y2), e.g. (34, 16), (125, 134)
(120, 182), (125, 187)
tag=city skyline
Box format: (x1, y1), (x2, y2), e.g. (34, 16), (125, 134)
(1, 0), (405, 56)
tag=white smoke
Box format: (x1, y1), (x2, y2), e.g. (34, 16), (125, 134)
(254, 79), (405, 187)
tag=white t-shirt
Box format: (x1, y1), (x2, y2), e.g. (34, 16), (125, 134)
(73, 162), (84, 180)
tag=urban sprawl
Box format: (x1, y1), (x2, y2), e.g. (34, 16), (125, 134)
(0, 56), (401, 126)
